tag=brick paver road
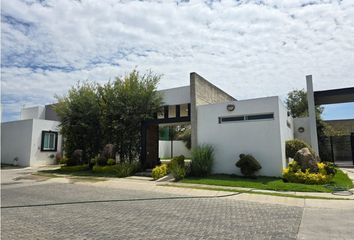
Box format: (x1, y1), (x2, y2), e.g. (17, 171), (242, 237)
(1, 180), (302, 240)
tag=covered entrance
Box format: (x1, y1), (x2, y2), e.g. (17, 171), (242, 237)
(307, 75), (354, 166)
(140, 103), (191, 169)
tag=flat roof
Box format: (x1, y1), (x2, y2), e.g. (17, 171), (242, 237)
(314, 87), (354, 105)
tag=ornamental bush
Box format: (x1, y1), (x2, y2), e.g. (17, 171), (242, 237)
(235, 154), (262, 177)
(107, 158), (116, 165)
(170, 163), (186, 181)
(92, 162), (139, 177)
(191, 145), (214, 177)
(282, 161), (335, 185)
(286, 139), (312, 159)
(168, 155), (185, 171)
(152, 164), (168, 180)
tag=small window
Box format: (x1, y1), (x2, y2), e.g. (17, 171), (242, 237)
(41, 131), (58, 151)
(246, 113), (274, 120)
(219, 116), (245, 123)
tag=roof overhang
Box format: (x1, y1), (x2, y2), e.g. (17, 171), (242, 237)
(314, 87), (354, 105)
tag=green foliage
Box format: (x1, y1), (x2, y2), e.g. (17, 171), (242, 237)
(282, 161), (334, 185)
(92, 162), (140, 177)
(286, 139), (312, 159)
(90, 155), (100, 166)
(54, 82), (101, 162)
(169, 155), (185, 168)
(60, 164), (89, 172)
(59, 156), (68, 165)
(191, 145), (214, 177)
(235, 154), (262, 177)
(152, 164), (168, 180)
(170, 163), (186, 181)
(54, 70), (162, 165)
(182, 169), (353, 192)
(107, 159), (116, 165)
(286, 89), (323, 118)
(98, 70), (162, 162)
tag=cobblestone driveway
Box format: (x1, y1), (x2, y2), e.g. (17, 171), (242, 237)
(2, 183), (302, 240)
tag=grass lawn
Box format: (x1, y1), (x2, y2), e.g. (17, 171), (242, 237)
(181, 170), (353, 193)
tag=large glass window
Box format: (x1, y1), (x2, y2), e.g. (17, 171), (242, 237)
(180, 104), (189, 117)
(168, 105), (176, 118)
(41, 131), (57, 151)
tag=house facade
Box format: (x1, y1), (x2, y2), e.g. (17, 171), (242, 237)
(1, 105), (62, 167)
(3, 72), (350, 175)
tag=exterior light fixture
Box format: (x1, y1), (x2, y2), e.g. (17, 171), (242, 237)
(226, 104), (235, 111)
(298, 127), (305, 133)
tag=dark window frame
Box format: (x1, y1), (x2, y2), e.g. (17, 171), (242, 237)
(219, 113), (274, 124)
(41, 131), (58, 152)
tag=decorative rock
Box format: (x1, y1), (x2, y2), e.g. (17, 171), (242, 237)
(293, 147), (319, 173)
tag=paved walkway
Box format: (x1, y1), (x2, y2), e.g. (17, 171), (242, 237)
(2, 168), (354, 239)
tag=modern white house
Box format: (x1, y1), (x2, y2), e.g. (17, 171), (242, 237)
(2, 72), (352, 175)
(1, 105), (62, 167)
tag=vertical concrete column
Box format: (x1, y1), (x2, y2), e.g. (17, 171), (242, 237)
(190, 73), (198, 149)
(306, 75), (319, 154)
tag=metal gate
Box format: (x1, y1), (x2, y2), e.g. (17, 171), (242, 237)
(320, 134), (354, 166)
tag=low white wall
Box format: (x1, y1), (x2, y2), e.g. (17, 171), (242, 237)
(30, 119), (62, 166)
(197, 97), (284, 177)
(1, 120), (33, 166)
(159, 140), (191, 158)
(293, 117), (311, 145)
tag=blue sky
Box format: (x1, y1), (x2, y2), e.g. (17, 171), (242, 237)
(1, 0), (354, 122)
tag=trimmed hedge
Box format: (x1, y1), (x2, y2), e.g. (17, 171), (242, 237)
(235, 154), (262, 177)
(286, 139), (312, 159)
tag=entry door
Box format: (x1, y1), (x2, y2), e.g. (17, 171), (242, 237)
(145, 124), (159, 169)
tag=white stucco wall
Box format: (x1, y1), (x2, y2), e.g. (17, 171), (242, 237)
(30, 119), (62, 166)
(20, 106), (45, 120)
(278, 98), (294, 166)
(159, 86), (190, 105)
(1, 120), (33, 166)
(293, 117), (311, 145)
(1, 119), (62, 167)
(197, 96), (285, 177)
(159, 140), (191, 158)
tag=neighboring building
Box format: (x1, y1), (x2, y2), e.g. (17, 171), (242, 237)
(1, 105), (62, 167)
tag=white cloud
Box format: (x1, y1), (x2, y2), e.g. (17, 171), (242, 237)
(1, 0), (354, 121)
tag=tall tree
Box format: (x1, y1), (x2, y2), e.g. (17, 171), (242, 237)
(54, 82), (101, 162)
(100, 70), (163, 162)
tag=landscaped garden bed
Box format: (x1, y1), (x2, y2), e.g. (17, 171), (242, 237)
(181, 169), (353, 193)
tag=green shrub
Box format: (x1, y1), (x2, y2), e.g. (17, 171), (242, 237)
(96, 156), (108, 166)
(286, 139), (312, 159)
(282, 161), (334, 184)
(92, 162), (139, 177)
(90, 155), (100, 165)
(235, 154), (262, 177)
(67, 149), (83, 166)
(168, 155), (185, 169)
(59, 156), (68, 165)
(170, 163), (186, 181)
(191, 144), (214, 177)
(107, 159), (116, 165)
(152, 164), (168, 180)
(61, 164), (89, 172)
